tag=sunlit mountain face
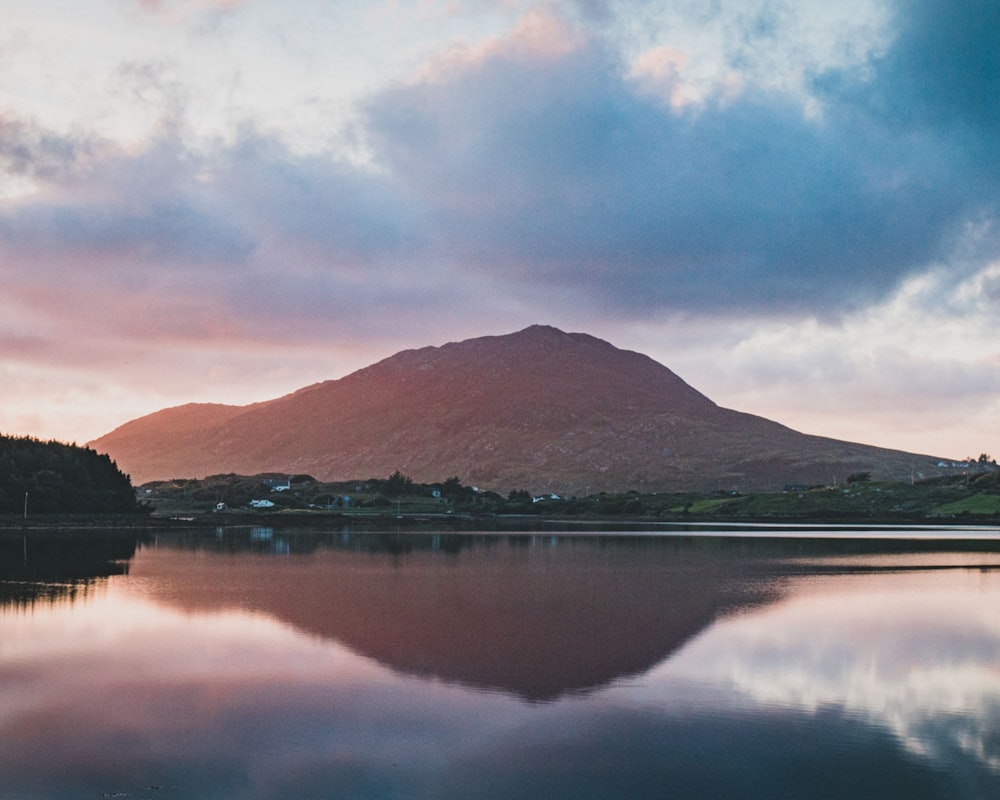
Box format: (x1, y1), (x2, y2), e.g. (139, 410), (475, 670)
(89, 326), (946, 492)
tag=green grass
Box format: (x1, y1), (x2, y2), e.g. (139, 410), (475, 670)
(687, 497), (741, 514)
(931, 495), (1000, 516)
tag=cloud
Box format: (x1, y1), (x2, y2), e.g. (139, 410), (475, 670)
(6, 0), (998, 341)
(0, 122), (417, 332)
(812, 0), (1000, 233)
(0, 116), (97, 182)
(361, 0), (1000, 318)
(825, 0), (1000, 135)
(135, 0), (247, 15)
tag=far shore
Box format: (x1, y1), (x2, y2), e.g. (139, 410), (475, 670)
(3, 507), (1000, 535)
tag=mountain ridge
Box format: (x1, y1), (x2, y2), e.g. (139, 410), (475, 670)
(89, 325), (945, 491)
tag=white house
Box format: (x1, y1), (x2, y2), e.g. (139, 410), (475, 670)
(532, 494), (561, 503)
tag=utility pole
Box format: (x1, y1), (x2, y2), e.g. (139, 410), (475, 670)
(23, 491), (28, 520)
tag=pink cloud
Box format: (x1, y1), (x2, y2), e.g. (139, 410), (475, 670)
(627, 46), (690, 109)
(413, 8), (584, 83)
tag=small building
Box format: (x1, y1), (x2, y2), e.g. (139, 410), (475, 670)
(532, 494), (561, 503)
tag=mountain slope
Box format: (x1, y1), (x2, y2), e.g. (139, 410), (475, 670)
(89, 325), (944, 491)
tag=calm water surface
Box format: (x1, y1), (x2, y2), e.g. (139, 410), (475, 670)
(1, 528), (999, 799)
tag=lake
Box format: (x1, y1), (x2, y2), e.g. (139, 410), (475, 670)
(1, 525), (999, 799)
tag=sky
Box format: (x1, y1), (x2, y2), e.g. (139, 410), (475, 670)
(1, 0), (998, 460)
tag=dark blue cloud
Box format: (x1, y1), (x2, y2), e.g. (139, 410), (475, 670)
(209, 132), (421, 265)
(866, 0), (1000, 133)
(364, 0), (1000, 317)
(4, 0), (998, 332)
(815, 0), (1000, 198)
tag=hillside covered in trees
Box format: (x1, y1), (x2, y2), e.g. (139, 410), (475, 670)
(0, 434), (138, 515)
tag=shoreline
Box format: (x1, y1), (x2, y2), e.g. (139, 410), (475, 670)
(2, 508), (999, 534)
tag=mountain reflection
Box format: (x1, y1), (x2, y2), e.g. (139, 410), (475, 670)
(0, 533), (136, 608)
(132, 530), (785, 700)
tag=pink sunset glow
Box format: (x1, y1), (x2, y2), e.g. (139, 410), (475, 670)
(1, 0), (998, 460)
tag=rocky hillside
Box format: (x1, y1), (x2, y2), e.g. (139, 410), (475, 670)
(89, 325), (945, 492)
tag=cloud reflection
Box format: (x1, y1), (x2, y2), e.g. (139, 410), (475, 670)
(653, 568), (1000, 777)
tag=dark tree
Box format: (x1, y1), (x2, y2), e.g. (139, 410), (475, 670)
(383, 470), (413, 498)
(441, 476), (465, 499)
(0, 434), (137, 514)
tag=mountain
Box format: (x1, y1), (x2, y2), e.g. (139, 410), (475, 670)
(89, 325), (945, 492)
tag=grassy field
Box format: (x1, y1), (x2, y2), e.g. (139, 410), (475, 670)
(931, 494), (1000, 516)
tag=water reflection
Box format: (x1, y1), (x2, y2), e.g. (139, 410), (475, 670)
(0, 533), (136, 608)
(131, 531), (781, 700)
(653, 568), (1000, 783)
(0, 529), (997, 799)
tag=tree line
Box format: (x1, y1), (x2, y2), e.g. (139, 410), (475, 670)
(0, 434), (138, 514)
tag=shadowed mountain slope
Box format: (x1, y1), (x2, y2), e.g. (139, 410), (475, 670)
(89, 325), (944, 492)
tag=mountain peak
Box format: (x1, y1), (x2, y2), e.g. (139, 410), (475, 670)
(514, 323), (577, 339)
